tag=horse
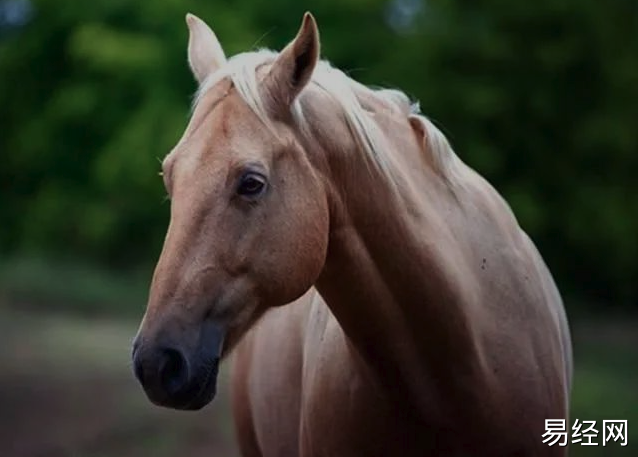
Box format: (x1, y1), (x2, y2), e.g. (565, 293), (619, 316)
(132, 12), (573, 457)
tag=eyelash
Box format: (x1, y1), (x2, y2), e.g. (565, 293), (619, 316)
(236, 172), (268, 198)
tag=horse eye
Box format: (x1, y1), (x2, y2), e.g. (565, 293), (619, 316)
(237, 172), (267, 198)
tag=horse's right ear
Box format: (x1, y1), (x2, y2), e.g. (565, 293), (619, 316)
(264, 12), (320, 111)
(186, 13), (227, 84)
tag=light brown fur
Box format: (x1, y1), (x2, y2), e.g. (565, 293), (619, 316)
(134, 12), (572, 457)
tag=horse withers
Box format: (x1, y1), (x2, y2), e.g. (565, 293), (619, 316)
(132, 12), (573, 457)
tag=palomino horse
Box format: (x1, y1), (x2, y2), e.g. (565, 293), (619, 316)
(132, 12), (573, 457)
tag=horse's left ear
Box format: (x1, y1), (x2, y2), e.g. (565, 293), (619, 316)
(186, 13), (227, 84)
(264, 12), (320, 110)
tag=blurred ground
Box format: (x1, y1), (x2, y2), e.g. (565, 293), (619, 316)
(0, 305), (636, 456)
(0, 309), (239, 457)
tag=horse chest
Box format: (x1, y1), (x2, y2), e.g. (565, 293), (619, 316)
(298, 314), (438, 457)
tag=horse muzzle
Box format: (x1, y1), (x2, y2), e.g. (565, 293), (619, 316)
(132, 320), (225, 410)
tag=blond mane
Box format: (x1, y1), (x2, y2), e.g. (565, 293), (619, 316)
(195, 49), (458, 182)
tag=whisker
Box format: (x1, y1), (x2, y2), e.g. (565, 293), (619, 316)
(251, 27), (276, 50)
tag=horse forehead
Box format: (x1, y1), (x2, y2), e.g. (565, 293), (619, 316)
(183, 81), (239, 142)
(169, 94), (256, 163)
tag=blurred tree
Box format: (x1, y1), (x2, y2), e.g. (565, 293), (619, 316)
(0, 0), (263, 263)
(0, 0), (636, 307)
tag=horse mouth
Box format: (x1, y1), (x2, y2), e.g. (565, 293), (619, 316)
(165, 357), (220, 411)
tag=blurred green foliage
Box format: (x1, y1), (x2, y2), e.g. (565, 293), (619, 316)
(0, 0), (636, 307)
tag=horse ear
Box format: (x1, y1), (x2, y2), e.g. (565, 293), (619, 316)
(186, 13), (227, 84)
(265, 12), (320, 110)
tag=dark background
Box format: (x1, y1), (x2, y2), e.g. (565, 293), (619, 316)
(0, 0), (636, 455)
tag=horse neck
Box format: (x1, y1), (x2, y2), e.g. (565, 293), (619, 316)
(310, 108), (486, 410)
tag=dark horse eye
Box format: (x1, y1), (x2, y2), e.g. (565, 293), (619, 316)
(237, 172), (267, 197)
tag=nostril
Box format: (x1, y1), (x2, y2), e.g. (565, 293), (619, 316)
(159, 348), (189, 397)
